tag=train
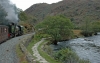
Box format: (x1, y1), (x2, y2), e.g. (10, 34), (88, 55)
(0, 22), (23, 43)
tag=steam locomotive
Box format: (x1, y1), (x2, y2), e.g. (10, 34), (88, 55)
(0, 22), (23, 43)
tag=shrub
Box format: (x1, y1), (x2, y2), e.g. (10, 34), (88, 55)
(80, 31), (93, 37)
(53, 48), (90, 63)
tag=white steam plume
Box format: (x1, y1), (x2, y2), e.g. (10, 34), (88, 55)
(0, 0), (19, 24)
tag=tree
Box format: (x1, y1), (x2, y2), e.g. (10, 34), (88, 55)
(18, 10), (37, 33)
(36, 15), (74, 45)
(92, 21), (100, 35)
(0, 5), (7, 25)
(81, 16), (93, 36)
(18, 11), (28, 21)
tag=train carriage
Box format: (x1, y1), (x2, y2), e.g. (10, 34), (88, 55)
(0, 25), (8, 43)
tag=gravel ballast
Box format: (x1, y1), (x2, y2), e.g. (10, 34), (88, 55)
(0, 34), (33, 63)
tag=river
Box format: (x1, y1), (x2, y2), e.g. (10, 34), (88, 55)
(50, 33), (100, 63)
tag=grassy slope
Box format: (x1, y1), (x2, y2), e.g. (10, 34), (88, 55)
(16, 45), (28, 63)
(26, 39), (38, 54)
(27, 34), (61, 63)
(38, 40), (61, 63)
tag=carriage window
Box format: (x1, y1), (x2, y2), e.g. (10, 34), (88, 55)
(4, 28), (7, 32)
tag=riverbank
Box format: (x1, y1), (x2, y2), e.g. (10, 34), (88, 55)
(50, 34), (100, 63)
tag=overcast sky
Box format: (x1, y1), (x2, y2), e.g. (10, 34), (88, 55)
(10, 0), (62, 10)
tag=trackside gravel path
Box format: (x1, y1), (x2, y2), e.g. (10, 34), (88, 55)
(0, 34), (33, 63)
(32, 38), (49, 63)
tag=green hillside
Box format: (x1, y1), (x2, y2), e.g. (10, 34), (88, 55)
(25, 0), (100, 26)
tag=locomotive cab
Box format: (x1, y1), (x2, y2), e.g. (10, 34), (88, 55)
(8, 23), (16, 38)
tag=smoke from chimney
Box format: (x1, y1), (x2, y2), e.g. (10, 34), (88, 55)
(0, 0), (19, 24)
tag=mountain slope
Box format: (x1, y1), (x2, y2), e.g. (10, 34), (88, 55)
(25, 0), (100, 25)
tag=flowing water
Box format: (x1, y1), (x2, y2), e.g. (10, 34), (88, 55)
(50, 33), (100, 63)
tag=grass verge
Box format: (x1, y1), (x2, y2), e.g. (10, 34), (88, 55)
(16, 44), (28, 63)
(27, 34), (42, 55)
(73, 30), (83, 37)
(26, 39), (39, 54)
(38, 40), (61, 63)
